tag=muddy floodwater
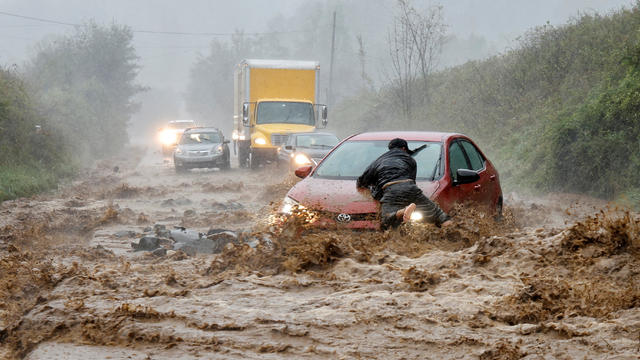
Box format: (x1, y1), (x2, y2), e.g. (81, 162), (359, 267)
(1, 150), (639, 359)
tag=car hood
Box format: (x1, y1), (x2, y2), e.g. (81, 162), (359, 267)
(178, 143), (219, 151)
(287, 177), (440, 214)
(297, 148), (333, 159)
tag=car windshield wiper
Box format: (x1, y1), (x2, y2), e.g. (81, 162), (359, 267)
(430, 147), (443, 181)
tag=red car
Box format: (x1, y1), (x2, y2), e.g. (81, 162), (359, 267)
(282, 131), (503, 229)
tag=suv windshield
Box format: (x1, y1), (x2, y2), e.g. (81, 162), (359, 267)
(180, 132), (221, 145)
(314, 140), (442, 179)
(256, 101), (314, 125)
(296, 134), (339, 149)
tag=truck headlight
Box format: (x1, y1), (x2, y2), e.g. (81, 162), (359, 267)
(255, 137), (267, 145)
(280, 196), (303, 214)
(294, 153), (311, 165)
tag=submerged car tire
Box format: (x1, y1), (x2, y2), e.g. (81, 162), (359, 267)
(221, 153), (231, 170)
(238, 146), (248, 168)
(494, 197), (503, 222)
(249, 152), (259, 169)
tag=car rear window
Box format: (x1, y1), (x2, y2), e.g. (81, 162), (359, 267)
(314, 140), (442, 180)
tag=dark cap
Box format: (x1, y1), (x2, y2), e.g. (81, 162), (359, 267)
(388, 138), (409, 150)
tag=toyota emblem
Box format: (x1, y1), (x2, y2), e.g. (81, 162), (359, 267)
(336, 213), (352, 223)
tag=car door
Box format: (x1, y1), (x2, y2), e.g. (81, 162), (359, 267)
(459, 139), (493, 206)
(445, 139), (476, 208)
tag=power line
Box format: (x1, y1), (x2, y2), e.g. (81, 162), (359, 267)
(0, 10), (307, 37)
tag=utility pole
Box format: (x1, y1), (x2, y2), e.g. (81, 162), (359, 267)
(328, 10), (336, 107)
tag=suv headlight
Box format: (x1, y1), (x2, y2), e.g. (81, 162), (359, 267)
(280, 196), (303, 214)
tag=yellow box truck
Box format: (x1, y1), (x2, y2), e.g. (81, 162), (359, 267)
(232, 59), (327, 169)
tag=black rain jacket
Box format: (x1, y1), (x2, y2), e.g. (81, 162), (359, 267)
(356, 148), (416, 200)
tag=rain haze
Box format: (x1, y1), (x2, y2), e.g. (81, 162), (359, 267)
(0, 0), (632, 128)
(2, 1), (640, 359)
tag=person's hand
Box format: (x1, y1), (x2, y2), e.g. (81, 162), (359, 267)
(440, 220), (453, 228)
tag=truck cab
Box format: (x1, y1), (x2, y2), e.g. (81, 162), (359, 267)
(233, 59), (328, 169)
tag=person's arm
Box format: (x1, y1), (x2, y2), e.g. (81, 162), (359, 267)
(408, 156), (417, 181)
(357, 161), (377, 189)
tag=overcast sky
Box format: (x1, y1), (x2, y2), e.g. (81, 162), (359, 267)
(0, 0), (634, 98)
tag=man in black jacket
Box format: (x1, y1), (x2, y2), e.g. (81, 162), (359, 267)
(357, 138), (451, 229)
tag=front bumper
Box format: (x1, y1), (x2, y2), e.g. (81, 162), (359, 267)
(174, 153), (225, 167)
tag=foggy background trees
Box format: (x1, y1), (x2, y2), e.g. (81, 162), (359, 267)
(25, 23), (144, 161)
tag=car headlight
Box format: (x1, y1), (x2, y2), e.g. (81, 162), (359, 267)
(410, 211), (423, 222)
(255, 137), (267, 145)
(160, 130), (177, 146)
(215, 145), (223, 154)
(280, 196), (303, 214)
(175, 147), (183, 155)
(294, 153), (311, 166)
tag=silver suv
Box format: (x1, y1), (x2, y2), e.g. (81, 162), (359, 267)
(173, 127), (231, 172)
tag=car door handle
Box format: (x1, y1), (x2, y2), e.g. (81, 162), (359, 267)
(474, 184), (481, 190)
(490, 175), (496, 181)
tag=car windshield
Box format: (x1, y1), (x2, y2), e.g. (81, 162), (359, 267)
(180, 132), (221, 145)
(296, 134), (339, 149)
(256, 101), (314, 125)
(314, 140), (442, 180)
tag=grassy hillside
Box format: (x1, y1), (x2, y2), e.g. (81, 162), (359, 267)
(334, 5), (640, 201)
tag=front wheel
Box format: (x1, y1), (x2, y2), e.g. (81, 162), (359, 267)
(493, 197), (503, 222)
(249, 151), (259, 169)
(220, 152), (231, 170)
(174, 158), (186, 173)
(238, 147), (248, 168)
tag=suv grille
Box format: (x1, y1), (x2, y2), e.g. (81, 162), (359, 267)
(271, 134), (289, 146)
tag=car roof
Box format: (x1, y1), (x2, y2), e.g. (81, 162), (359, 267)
(184, 127), (221, 133)
(347, 131), (463, 142)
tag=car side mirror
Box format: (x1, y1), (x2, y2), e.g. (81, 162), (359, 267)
(242, 103), (250, 127)
(455, 169), (480, 185)
(284, 145), (293, 150)
(295, 165), (313, 179)
(223, 140), (230, 144)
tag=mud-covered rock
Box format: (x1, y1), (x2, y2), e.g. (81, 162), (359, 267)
(173, 242), (197, 256)
(170, 228), (202, 243)
(152, 248), (167, 257)
(131, 236), (160, 251)
(208, 230), (239, 253)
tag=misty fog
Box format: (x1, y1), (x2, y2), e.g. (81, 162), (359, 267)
(0, 0), (632, 138)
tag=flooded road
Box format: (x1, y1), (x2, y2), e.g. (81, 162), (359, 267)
(1, 150), (639, 359)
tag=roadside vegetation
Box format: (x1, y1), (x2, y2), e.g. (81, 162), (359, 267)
(334, 4), (640, 202)
(0, 69), (73, 201)
(0, 23), (143, 201)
